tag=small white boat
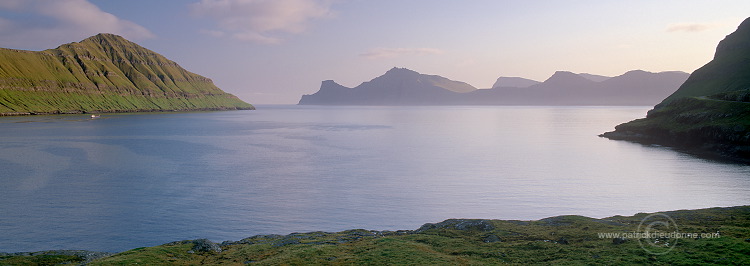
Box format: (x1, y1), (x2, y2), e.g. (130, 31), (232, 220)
(90, 114), (100, 118)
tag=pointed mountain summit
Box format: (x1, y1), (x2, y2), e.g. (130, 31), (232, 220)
(299, 67), (476, 105)
(0, 33), (253, 115)
(601, 17), (750, 163)
(541, 71), (595, 88)
(367, 67), (477, 93)
(523, 71), (600, 97)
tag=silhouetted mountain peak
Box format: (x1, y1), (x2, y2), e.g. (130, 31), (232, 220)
(374, 67), (430, 84)
(368, 67), (476, 93)
(616, 70), (652, 78)
(545, 71), (578, 80)
(626, 69), (648, 74)
(542, 71), (594, 87)
(374, 67), (419, 82)
(385, 67), (419, 75)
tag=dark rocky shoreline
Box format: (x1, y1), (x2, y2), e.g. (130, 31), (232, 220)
(599, 129), (750, 165)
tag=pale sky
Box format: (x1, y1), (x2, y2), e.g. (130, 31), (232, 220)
(0, 0), (748, 104)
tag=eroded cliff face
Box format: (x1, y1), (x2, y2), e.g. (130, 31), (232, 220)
(0, 33), (253, 114)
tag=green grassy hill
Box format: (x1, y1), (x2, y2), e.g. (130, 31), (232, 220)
(0, 33), (253, 115)
(601, 17), (750, 163)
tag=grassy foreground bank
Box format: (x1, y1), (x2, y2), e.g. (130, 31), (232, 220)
(2, 206), (749, 265)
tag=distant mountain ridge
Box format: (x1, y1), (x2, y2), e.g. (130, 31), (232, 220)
(601, 17), (750, 163)
(578, 73), (611, 82)
(458, 70), (689, 105)
(299, 68), (689, 106)
(299, 67), (477, 105)
(0, 33), (253, 115)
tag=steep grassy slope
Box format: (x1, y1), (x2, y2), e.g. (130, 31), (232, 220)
(601, 17), (750, 163)
(659, 18), (750, 104)
(0, 33), (253, 115)
(4, 206), (748, 265)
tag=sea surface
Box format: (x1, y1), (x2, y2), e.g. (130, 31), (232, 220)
(1, 105), (749, 252)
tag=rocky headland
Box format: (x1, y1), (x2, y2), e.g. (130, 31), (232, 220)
(600, 17), (750, 163)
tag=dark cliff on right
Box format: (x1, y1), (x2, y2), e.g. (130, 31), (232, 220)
(600, 17), (750, 163)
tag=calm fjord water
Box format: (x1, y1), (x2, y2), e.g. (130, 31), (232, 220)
(1, 105), (749, 252)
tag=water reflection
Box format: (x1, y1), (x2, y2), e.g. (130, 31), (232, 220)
(0, 107), (748, 252)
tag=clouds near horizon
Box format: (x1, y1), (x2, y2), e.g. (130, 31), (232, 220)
(666, 22), (722, 33)
(190, 0), (334, 44)
(0, 0), (154, 50)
